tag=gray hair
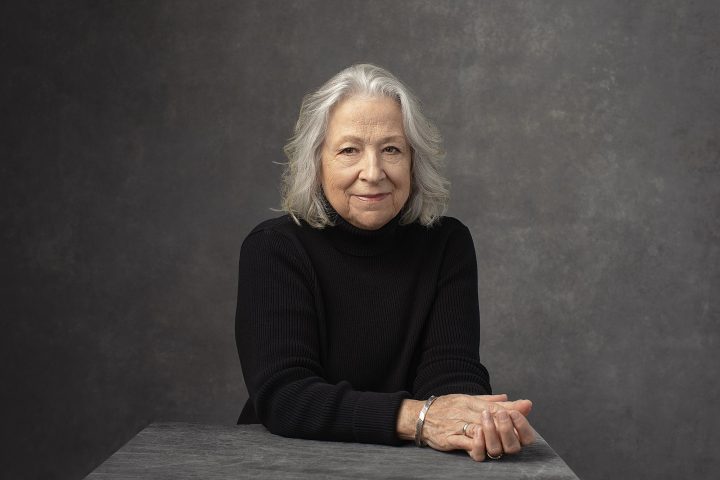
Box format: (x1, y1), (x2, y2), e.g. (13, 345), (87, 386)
(281, 63), (449, 228)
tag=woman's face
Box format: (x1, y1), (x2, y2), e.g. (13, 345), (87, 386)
(320, 95), (412, 230)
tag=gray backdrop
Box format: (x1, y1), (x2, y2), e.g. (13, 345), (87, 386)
(2, 1), (718, 479)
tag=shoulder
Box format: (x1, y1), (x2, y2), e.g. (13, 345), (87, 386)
(246, 214), (300, 237)
(406, 216), (473, 244)
(242, 214), (313, 244)
(403, 217), (476, 268)
(240, 215), (305, 256)
(238, 216), (316, 288)
(434, 216), (470, 233)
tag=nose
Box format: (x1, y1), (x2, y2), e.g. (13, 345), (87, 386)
(358, 151), (386, 183)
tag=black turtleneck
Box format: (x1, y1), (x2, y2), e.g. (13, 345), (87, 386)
(235, 210), (491, 445)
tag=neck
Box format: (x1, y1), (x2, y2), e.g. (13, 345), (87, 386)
(324, 203), (403, 257)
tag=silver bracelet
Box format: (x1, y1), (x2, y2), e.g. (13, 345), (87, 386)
(414, 395), (438, 447)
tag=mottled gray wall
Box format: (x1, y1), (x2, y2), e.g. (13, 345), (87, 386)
(2, 1), (718, 479)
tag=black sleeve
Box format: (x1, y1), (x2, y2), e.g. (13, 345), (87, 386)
(235, 228), (409, 445)
(412, 222), (492, 399)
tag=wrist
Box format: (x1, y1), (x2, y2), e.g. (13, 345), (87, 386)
(395, 399), (423, 441)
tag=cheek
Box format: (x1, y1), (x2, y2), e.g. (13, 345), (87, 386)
(321, 167), (353, 200)
(391, 164), (412, 197)
(328, 169), (356, 192)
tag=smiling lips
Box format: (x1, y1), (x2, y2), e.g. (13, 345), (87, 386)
(354, 193), (390, 202)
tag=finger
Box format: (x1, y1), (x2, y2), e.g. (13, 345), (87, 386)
(467, 422), (484, 438)
(461, 421), (475, 438)
(474, 394), (508, 402)
(469, 425), (487, 462)
(495, 399), (533, 416)
(481, 410), (503, 458)
(466, 398), (503, 414)
(450, 424), (485, 461)
(495, 410), (521, 454)
(509, 410), (536, 445)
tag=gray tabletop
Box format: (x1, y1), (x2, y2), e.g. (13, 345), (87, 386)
(87, 423), (579, 479)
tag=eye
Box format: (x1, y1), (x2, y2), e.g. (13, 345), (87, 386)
(339, 147), (358, 155)
(383, 146), (401, 154)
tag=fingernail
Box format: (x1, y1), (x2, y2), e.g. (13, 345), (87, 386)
(496, 410), (509, 421)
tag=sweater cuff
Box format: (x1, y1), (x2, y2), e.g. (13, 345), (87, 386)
(351, 390), (411, 445)
(431, 382), (491, 397)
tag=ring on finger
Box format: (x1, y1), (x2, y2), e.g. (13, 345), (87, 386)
(487, 451), (504, 460)
(462, 422), (471, 437)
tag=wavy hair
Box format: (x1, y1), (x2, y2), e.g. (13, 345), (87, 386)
(281, 63), (449, 228)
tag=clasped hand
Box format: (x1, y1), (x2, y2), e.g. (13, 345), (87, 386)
(421, 394), (535, 461)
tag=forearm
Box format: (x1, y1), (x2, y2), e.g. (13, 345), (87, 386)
(250, 376), (410, 444)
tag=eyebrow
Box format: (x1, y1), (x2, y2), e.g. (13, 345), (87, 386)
(334, 135), (407, 144)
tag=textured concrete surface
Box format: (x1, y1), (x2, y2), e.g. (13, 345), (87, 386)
(2, 1), (718, 479)
(87, 423), (578, 479)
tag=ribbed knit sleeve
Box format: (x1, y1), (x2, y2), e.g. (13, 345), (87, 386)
(412, 222), (492, 398)
(235, 228), (409, 445)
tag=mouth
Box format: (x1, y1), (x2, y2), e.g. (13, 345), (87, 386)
(354, 193), (390, 202)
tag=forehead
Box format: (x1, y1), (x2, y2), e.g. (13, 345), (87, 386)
(326, 95), (405, 139)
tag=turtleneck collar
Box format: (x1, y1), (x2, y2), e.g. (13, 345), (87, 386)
(324, 201), (403, 257)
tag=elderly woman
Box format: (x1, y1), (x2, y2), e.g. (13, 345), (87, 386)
(235, 64), (535, 461)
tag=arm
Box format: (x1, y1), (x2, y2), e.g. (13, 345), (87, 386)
(401, 222), (536, 460)
(412, 222), (491, 398)
(235, 228), (409, 445)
